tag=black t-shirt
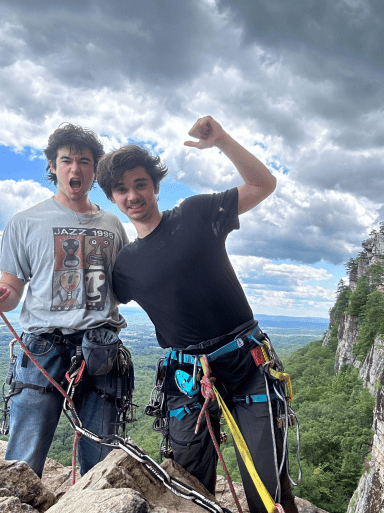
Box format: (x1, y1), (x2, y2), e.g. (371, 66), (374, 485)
(113, 188), (253, 348)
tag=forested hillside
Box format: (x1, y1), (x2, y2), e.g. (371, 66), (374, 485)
(285, 340), (374, 513)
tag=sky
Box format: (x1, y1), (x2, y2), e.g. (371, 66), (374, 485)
(1, 0), (383, 319)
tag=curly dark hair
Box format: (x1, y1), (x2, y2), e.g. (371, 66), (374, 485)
(44, 123), (104, 185)
(97, 144), (168, 200)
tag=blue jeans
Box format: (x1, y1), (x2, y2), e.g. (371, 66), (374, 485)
(5, 332), (119, 478)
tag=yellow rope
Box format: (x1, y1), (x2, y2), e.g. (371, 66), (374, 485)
(200, 357), (278, 513)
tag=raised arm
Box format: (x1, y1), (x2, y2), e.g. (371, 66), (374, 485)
(184, 116), (276, 215)
(0, 273), (25, 312)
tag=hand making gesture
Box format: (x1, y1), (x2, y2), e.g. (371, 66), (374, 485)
(184, 116), (226, 150)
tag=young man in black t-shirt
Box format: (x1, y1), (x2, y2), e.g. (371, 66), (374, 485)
(97, 117), (298, 513)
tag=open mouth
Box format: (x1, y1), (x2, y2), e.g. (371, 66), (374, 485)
(70, 178), (82, 191)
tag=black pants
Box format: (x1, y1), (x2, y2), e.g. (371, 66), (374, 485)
(165, 338), (298, 513)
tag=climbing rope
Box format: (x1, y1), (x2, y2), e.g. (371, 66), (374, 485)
(196, 355), (243, 513)
(0, 312), (232, 513)
(72, 431), (81, 485)
(199, 355), (284, 513)
(0, 312), (78, 417)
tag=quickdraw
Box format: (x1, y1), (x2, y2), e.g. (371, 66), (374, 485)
(0, 312), (232, 513)
(250, 335), (293, 402)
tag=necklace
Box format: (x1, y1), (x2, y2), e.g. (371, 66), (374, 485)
(73, 203), (101, 225)
(53, 196), (103, 225)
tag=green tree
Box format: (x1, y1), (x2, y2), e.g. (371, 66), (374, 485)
(347, 277), (370, 318)
(353, 289), (384, 360)
(285, 344), (374, 513)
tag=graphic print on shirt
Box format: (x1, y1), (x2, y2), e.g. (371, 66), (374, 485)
(51, 227), (114, 311)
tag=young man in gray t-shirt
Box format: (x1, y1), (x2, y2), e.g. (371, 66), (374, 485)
(0, 124), (129, 477)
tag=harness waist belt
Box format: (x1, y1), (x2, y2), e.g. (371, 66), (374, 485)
(183, 318), (256, 352)
(165, 327), (266, 367)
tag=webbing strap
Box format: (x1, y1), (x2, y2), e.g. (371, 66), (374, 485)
(200, 357), (277, 513)
(10, 381), (56, 395)
(206, 338), (245, 363)
(232, 393), (278, 404)
(169, 402), (202, 420)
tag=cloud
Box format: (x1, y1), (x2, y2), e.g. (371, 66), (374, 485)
(122, 222), (138, 242)
(0, 179), (53, 227)
(227, 254), (335, 316)
(230, 255), (332, 283)
(0, 0), (383, 315)
(225, 170), (379, 264)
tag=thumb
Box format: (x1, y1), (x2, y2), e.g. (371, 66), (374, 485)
(184, 140), (202, 148)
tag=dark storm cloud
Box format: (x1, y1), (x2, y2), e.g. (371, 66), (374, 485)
(295, 149), (384, 203)
(216, 0), (384, 148)
(0, 0), (222, 88)
(217, 0), (384, 69)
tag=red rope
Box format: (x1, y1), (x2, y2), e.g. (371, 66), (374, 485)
(0, 312), (76, 411)
(72, 431), (81, 485)
(0, 311), (82, 477)
(196, 355), (243, 513)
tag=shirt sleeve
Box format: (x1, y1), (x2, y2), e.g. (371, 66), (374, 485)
(0, 217), (30, 282)
(112, 249), (132, 304)
(183, 188), (240, 239)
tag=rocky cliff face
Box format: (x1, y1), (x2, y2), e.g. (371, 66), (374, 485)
(334, 313), (361, 373)
(325, 230), (384, 513)
(347, 380), (384, 513)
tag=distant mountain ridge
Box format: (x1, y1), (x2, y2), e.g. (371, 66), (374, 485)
(255, 314), (328, 329)
(118, 307), (329, 330)
(3, 307), (329, 332)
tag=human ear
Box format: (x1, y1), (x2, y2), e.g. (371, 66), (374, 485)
(48, 161), (57, 174)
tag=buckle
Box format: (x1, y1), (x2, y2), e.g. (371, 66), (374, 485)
(248, 328), (265, 345)
(52, 333), (64, 344)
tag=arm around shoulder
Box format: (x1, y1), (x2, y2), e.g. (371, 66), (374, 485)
(0, 273), (25, 312)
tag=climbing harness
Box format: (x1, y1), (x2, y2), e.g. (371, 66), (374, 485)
(199, 355), (281, 513)
(0, 312), (232, 513)
(150, 323), (302, 513)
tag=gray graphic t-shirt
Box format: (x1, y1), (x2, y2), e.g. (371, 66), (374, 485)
(0, 198), (128, 334)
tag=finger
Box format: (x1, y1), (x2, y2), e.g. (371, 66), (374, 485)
(188, 119), (201, 137)
(188, 129), (209, 141)
(184, 140), (202, 149)
(188, 119), (210, 139)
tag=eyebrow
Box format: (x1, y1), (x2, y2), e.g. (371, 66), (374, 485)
(115, 177), (149, 187)
(59, 154), (92, 162)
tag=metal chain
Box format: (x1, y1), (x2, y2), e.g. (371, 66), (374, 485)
(0, 312), (233, 513)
